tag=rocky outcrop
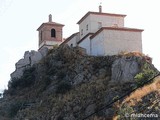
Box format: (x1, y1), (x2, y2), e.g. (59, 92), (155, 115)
(11, 47), (48, 79)
(111, 56), (140, 83)
(1, 44), (158, 120)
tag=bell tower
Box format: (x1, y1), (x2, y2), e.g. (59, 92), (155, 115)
(37, 14), (64, 50)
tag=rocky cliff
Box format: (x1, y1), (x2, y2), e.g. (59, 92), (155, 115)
(0, 45), (159, 120)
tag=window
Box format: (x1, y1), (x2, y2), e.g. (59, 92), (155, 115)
(81, 29), (83, 36)
(70, 44), (73, 47)
(51, 28), (56, 37)
(86, 24), (88, 31)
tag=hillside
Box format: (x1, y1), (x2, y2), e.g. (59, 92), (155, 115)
(0, 45), (159, 120)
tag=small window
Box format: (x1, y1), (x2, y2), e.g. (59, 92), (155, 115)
(81, 29), (83, 36)
(51, 28), (56, 37)
(70, 44), (73, 47)
(86, 24), (88, 31)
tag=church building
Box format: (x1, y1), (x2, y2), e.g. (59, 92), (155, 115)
(37, 5), (143, 55)
(37, 14), (64, 50)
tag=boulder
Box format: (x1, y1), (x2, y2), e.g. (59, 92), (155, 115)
(111, 57), (140, 83)
(11, 48), (48, 79)
(39, 47), (49, 57)
(30, 50), (43, 66)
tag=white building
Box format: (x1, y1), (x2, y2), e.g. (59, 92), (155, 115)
(38, 6), (143, 55)
(63, 5), (143, 55)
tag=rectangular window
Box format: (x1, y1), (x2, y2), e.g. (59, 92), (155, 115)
(86, 24), (88, 31)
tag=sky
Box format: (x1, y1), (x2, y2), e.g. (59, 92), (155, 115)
(0, 0), (160, 92)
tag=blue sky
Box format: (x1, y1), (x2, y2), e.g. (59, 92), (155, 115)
(0, 0), (160, 91)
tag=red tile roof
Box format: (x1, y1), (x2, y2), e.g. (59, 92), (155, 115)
(77, 11), (126, 24)
(77, 33), (94, 44)
(61, 32), (79, 45)
(37, 22), (64, 31)
(90, 27), (144, 39)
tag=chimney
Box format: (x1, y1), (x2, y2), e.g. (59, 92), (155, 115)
(49, 14), (52, 22)
(99, 5), (102, 13)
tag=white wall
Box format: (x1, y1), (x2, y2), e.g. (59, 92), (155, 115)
(91, 29), (142, 56)
(79, 16), (91, 39)
(91, 31), (105, 56)
(79, 35), (92, 55)
(90, 14), (124, 33)
(79, 13), (125, 39)
(65, 33), (80, 47)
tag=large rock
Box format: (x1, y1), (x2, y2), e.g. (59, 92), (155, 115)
(11, 48), (48, 79)
(111, 56), (140, 83)
(39, 47), (49, 57)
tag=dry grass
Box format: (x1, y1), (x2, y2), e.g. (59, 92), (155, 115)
(119, 51), (145, 57)
(123, 76), (160, 106)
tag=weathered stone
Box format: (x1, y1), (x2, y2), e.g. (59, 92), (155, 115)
(85, 104), (96, 116)
(11, 49), (48, 79)
(11, 67), (28, 79)
(30, 50), (43, 66)
(73, 74), (84, 85)
(16, 51), (30, 69)
(39, 47), (49, 57)
(111, 57), (140, 83)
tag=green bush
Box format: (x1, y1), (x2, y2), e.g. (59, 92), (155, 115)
(117, 104), (135, 120)
(134, 62), (157, 86)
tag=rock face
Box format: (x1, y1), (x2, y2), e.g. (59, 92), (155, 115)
(1, 44), (158, 120)
(11, 47), (48, 79)
(111, 56), (140, 83)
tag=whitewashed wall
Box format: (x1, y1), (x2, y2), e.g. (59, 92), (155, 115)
(79, 14), (125, 39)
(66, 33), (80, 47)
(90, 14), (124, 33)
(79, 35), (92, 55)
(91, 31), (105, 56)
(79, 16), (91, 39)
(91, 29), (142, 56)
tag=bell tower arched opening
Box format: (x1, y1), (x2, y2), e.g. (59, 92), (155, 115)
(51, 28), (56, 37)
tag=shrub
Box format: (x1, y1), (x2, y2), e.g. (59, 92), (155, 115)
(8, 102), (22, 118)
(40, 76), (52, 91)
(134, 62), (157, 87)
(8, 67), (36, 89)
(117, 104), (135, 120)
(57, 70), (66, 80)
(56, 81), (72, 94)
(47, 66), (57, 75)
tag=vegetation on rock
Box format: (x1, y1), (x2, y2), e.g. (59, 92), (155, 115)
(0, 45), (159, 120)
